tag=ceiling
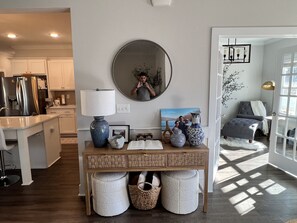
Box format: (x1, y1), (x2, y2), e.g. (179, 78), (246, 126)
(0, 12), (286, 51)
(0, 12), (72, 50)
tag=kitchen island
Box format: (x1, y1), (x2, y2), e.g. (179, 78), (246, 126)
(0, 114), (61, 185)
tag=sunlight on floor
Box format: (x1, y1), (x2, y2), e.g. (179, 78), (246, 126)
(216, 148), (288, 216)
(215, 166), (240, 184)
(220, 148), (259, 162)
(234, 198), (256, 216)
(236, 153), (268, 173)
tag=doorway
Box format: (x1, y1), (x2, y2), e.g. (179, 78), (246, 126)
(0, 10), (77, 144)
(209, 27), (297, 192)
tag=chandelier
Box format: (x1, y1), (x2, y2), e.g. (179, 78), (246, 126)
(223, 39), (251, 64)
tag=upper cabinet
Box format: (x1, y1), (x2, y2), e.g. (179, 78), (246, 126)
(48, 59), (75, 90)
(11, 59), (47, 75)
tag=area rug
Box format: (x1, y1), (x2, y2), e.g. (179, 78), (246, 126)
(60, 137), (78, 145)
(220, 137), (267, 151)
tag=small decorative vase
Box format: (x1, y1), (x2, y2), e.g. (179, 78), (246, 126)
(187, 112), (205, 147)
(170, 128), (186, 148)
(162, 120), (173, 144)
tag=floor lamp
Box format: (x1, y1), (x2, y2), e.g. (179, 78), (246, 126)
(261, 80), (275, 115)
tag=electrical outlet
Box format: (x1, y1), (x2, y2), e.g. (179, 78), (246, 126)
(117, 104), (130, 113)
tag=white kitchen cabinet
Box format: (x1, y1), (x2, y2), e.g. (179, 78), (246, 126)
(48, 59), (75, 90)
(46, 107), (77, 134)
(11, 59), (47, 75)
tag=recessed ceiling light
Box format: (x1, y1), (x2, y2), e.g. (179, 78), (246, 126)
(7, 33), (17, 39)
(50, 32), (59, 38)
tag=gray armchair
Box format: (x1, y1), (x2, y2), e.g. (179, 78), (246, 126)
(221, 101), (266, 143)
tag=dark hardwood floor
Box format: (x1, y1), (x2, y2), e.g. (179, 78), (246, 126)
(0, 139), (297, 223)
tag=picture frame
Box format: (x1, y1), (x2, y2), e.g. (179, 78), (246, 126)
(160, 108), (200, 131)
(109, 125), (130, 143)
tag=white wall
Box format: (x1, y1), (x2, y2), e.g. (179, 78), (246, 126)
(221, 45), (264, 125)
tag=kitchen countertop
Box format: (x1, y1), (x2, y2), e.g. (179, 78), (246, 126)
(0, 114), (60, 130)
(47, 105), (76, 109)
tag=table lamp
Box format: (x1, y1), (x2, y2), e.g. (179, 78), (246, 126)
(81, 89), (115, 148)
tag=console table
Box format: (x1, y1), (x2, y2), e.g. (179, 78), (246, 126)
(83, 143), (209, 215)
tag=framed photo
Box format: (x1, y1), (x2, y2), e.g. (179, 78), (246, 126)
(109, 125), (130, 143)
(160, 108), (200, 131)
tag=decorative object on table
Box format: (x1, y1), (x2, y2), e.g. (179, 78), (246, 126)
(160, 108), (200, 140)
(108, 135), (125, 149)
(136, 133), (153, 141)
(80, 89), (115, 148)
(109, 125), (130, 143)
(128, 181), (161, 210)
(223, 38), (251, 64)
(162, 120), (173, 143)
(187, 110), (205, 147)
(127, 140), (163, 150)
(170, 128), (186, 148)
(222, 64), (245, 108)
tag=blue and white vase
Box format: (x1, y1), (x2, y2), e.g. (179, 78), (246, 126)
(187, 112), (205, 147)
(170, 128), (186, 148)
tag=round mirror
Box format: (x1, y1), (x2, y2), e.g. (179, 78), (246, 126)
(112, 40), (172, 101)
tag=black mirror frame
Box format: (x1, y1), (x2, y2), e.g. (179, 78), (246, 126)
(112, 39), (173, 102)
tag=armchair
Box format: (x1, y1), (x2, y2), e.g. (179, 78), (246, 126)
(221, 101), (267, 143)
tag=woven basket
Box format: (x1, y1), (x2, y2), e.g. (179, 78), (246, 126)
(128, 182), (161, 210)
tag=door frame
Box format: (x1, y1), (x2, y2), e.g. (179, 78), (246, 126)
(209, 27), (297, 192)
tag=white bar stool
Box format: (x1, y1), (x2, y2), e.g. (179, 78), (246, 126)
(0, 128), (20, 187)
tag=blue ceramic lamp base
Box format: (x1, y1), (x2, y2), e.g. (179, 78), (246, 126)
(90, 116), (109, 148)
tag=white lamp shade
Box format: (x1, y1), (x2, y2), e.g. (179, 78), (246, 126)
(81, 89), (115, 116)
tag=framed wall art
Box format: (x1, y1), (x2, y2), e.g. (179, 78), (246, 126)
(109, 125), (130, 143)
(160, 108), (200, 131)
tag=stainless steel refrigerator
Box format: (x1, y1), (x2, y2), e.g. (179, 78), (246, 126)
(0, 75), (48, 116)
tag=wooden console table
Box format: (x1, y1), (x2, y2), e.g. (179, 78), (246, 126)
(83, 143), (209, 215)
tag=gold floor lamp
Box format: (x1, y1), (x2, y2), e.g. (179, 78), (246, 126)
(261, 80), (275, 115)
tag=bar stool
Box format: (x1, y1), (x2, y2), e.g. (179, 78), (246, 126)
(0, 128), (20, 187)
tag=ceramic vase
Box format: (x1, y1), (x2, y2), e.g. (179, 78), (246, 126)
(187, 112), (205, 147)
(170, 128), (186, 148)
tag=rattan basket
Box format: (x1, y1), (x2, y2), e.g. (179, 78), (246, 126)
(128, 182), (161, 210)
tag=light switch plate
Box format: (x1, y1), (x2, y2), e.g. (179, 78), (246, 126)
(117, 104), (130, 113)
